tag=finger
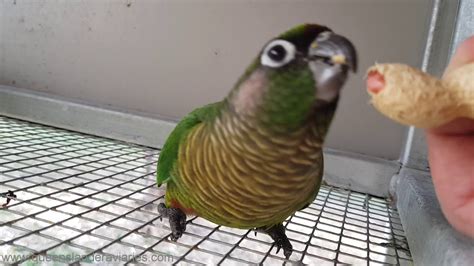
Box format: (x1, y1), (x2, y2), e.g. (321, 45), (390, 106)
(426, 133), (474, 238)
(429, 36), (474, 135)
(443, 36), (474, 76)
(426, 36), (474, 238)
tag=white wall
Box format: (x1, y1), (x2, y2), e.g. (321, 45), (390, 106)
(0, 0), (432, 159)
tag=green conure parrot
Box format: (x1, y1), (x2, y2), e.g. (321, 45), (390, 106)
(157, 24), (357, 259)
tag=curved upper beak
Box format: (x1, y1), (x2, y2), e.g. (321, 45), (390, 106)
(308, 32), (358, 73)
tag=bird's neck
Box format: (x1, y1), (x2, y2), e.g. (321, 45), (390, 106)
(228, 69), (321, 134)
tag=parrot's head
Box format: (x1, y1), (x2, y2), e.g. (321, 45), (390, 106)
(229, 24), (357, 134)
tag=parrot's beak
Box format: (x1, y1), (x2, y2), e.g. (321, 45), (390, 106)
(308, 32), (358, 72)
(307, 32), (357, 102)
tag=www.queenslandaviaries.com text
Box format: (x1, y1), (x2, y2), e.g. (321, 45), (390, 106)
(0, 253), (174, 263)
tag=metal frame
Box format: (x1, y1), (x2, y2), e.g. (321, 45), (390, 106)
(0, 85), (176, 149)
(395, 168), (474, 266)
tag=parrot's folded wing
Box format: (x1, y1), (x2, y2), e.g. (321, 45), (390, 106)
(156, 101), (223, 186)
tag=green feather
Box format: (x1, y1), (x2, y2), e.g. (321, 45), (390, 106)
(260, 66), (315, 132)
(156, 101), (223, 186)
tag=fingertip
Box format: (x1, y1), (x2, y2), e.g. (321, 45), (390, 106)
(444, 36), (474, 75)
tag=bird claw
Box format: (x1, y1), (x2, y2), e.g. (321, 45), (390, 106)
(258, 224), (293, 259)
(273, 239), (292, 259)
(170, 231), (182, 242)
(158, 203), (186, 242)
(1, 190), (17, 208)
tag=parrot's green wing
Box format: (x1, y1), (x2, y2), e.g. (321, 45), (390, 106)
(157, 101), (223, 186)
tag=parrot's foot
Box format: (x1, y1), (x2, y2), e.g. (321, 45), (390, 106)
(258, 224), (293, 259)
(158, 203), (187, 241)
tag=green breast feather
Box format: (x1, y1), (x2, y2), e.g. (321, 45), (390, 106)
(156, 101), (223, 186)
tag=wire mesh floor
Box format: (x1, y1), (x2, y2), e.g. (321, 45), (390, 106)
(0, 116), (412, 265)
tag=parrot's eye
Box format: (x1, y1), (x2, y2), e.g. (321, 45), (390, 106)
(260, 40), (296, 68)
(268, 45), (286, 61)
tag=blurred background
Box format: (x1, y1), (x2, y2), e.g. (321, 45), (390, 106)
(0, 0), (432, 159)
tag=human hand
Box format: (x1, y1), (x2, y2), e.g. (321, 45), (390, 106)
(426, 36), (474, 238)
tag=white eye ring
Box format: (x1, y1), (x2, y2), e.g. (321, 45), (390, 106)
(260, 39), (296, 68)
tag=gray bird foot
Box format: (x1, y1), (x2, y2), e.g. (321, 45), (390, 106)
(158, 203), (187, 241)
(258, 224), (293, 259)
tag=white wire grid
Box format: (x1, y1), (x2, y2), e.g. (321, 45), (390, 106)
(0, 116), (412, 265)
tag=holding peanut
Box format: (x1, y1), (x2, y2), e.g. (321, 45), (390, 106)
(366, 62), (474, 128)
(363, 36), (474, 240)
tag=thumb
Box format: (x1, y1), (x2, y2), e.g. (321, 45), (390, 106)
(425, 35), (474, 238)
(444, 36), (474, 76)
(429, 36), (474, 135)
